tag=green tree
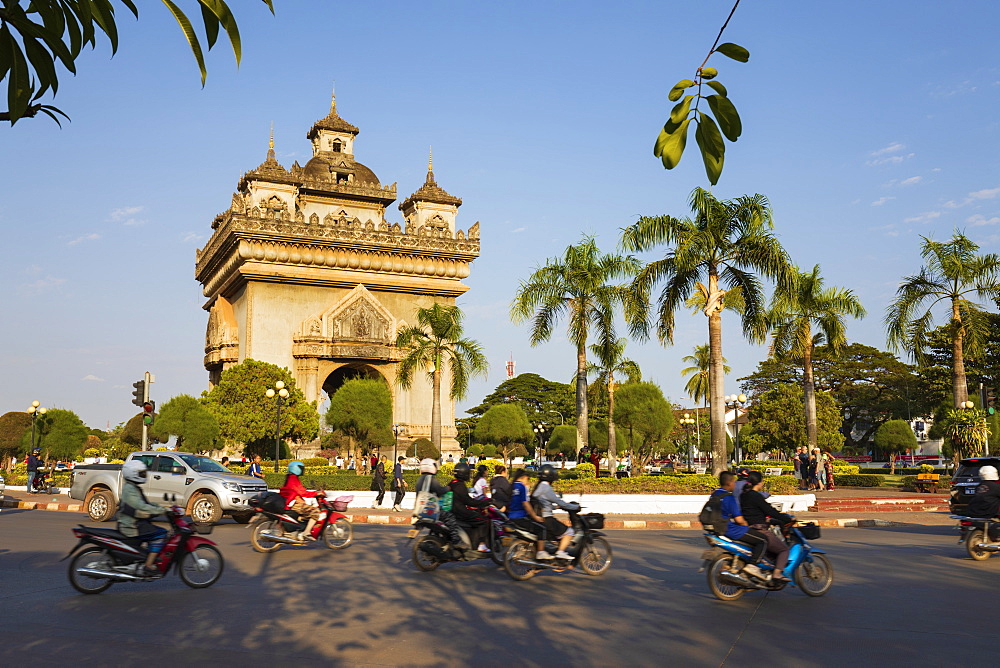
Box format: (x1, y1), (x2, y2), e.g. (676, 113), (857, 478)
(396, 303), (488, 451)
(612, 381), (674, 474)
(622, 187), (791, 473)
(325, 378), (393, 456)
(587, 337), (641, 472)
(872, 419), (919, 473)
(201, 359), (318, 448)
(121, 412), (144, 447)
(465, 373), (574, 429)
(150, 394), (220, 453)
(0, 411), (32, 470)
(474, 403), (533, 466)
(19, 408), (88, 460)
(943, 408), (991, 460)
(886, 232), (1000, 409)
(511, 235), (640, 455)
(767, 264), (866, 451)
(741, 385), (842, 457)
(545, 424), (579, 457)
(1, 0), (276, 124)
(407, 438), (440, 460)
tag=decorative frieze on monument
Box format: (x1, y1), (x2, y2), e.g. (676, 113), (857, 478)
(194, 94), (478, 453)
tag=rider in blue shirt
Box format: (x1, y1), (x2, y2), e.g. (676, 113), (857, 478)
(713, 471), (770, 580)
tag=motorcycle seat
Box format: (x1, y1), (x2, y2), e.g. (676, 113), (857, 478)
(83, 526), (145, 545)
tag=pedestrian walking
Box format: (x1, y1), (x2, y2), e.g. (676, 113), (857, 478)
(812, 448), (827, 491)
(371, 455), (387, 508)
(824, 451), (836, 491)
(248, 455), (264, 480)
(391, 456), (407, 511)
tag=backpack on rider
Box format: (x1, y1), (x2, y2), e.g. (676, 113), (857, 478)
(699, 491), (731, 534)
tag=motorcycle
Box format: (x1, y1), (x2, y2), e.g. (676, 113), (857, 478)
(501, 509), (613, 580)
(63, 500), (224, 595)
(701, 519), (833, 600)
(248, 491), (354, 552)
(409, 505), (510, 570)
(952, 515), (1000, 560)
(30, 467), (53, 494)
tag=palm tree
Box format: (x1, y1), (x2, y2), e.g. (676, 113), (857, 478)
(768, 264), (866, 450)
(395, 303), (488, 450)
(588, 337), (642, 471)
(886, 232), (1000, 408)
(511, 236), (641, 454)
(680, 343), (730, 447)
(621, 187), (791, 474)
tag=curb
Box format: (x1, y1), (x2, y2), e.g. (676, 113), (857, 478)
(0, 499), (916, 529)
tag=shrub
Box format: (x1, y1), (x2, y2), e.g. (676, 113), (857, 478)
(574, 462), (596, 479)
(762, 476), (799, 494)
(83, 448), (101, 458)
(302, 457), (330, 467)
(920, 464), (935, 474)
(834, 474), (883, 487)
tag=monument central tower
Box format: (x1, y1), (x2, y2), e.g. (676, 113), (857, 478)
(195, 95), (480, 452)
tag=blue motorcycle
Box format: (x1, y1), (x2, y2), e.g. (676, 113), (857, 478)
(700, 520), (833, 601)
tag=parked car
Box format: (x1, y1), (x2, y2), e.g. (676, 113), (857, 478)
(949, 457), (1000, 515)
(918, 458), (955, 470)
(68, 451), (268, 524)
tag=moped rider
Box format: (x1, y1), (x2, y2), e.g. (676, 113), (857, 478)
(447, 462), (492, 552)
(279, 460), (321, 541)
(26, 448), (43, 494)
(530, 464), (580, 561)
(967, 465), (1000, 519)
(118, 460), (170, 577)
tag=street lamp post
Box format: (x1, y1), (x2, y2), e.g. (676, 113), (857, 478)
(27, 400), (47, 454)
(265, 382), (289, 472)
(393, 423), (401, 463)
(548, 410), (564, 425)
(725, 394), (747, 465)
(680, 413), (695, 471)
(533, 425), (547, 463)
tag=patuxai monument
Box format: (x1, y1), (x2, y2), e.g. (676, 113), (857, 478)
(194, 94), (480, 452)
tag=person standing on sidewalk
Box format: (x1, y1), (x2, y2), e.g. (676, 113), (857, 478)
(371, 455), (387, 508)
(391, 456), (407, 511)
(25, 449), (43, 494)
(248, 455), (264, 481)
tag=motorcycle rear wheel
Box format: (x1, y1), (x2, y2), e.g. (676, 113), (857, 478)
(503, 540), (539, 581)
(579, 537), (613, 576)
(179, 545), (224, 588)
(323, 518), (353, 550)
(795, 553), (834, 597)
(707, 553), (746, 601)
(966, 529), (992, 561)
(412, 532), (446, 572)
(68, 548), (115, 595)
(250, 519), (283, 553)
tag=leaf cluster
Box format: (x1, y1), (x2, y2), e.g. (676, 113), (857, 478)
(150, 394), (220, 453)
(325, 378), (393, 451)
(656, 38), (748, 184)
(1, 0), (275, 125)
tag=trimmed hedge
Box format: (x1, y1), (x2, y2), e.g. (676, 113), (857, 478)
(833, 474), (883, 487)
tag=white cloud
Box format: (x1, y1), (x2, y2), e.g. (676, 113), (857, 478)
(899, 176), (922, 186)
(903, 211), (942, 224)
(68, 233), (101, 246)
(944, 185), (1000, 208)
(20, 275), (66, 295)
(967, 214), (1000, 227)
(81, 374), (105, 382)
(871, 197), (895, 206)
(511, 227), (526, 233)
(111, 205), (147, 226)
(867, 153), (915, 167)
(181, 232), (203, 243)
(871, 142), (905, 156)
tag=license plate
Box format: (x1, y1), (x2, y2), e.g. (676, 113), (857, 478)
(406, 529), (419, 539)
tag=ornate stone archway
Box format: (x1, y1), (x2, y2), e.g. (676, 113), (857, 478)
(195, 95), (478, 453)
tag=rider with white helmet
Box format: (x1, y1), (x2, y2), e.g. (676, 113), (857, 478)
(967, 464), (1000, 519)
(118, 459), (170, 576)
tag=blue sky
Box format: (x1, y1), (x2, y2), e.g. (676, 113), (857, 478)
(2, 1), (999, 429)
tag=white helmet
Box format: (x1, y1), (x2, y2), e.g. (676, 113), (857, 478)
(122, 460), (148, 484)
(980, 465), (999, 481)
(419, 458), (438, 474)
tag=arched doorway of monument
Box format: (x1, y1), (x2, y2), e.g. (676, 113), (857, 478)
(319, 363), (410, 465)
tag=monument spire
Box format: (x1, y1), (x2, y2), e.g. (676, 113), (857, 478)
(267, 122), (275, 161)
(426, 146), (435, 184)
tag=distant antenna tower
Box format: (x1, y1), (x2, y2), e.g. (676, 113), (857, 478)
(506, 354), (516, 379)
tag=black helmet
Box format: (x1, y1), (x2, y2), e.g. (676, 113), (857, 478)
(736, 466), (751, 480)
(31, 448), (41, 456)
(538, 464), (559, 482)
(453, 462), (472, 481)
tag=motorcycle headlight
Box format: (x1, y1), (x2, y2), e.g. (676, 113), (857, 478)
(222, 482), (241, 492)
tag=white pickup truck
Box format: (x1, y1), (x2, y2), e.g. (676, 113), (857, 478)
(68, 451), (268, 524)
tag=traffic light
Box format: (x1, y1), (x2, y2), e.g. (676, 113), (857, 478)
(988, 388), (996, 416)
(142, 401), (155, 426)
(131, 380), (146, 407)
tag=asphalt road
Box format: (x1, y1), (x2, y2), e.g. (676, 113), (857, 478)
(0, 509), (993, 667)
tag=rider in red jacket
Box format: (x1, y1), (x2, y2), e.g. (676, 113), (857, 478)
(279, 461), (321, 541)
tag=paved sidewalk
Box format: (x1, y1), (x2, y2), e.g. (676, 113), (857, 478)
(1, 489), (959, 529)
